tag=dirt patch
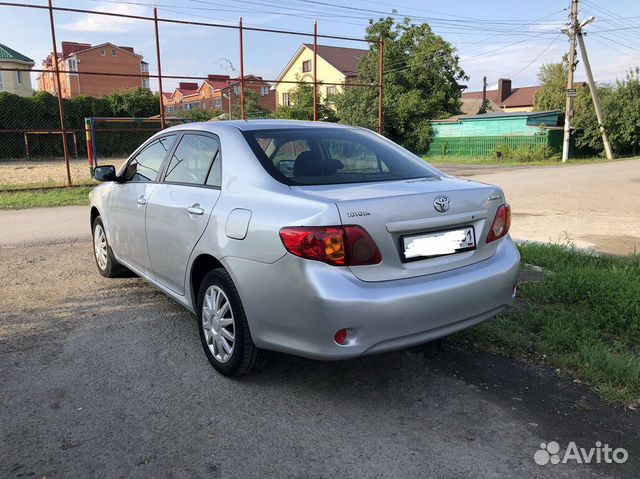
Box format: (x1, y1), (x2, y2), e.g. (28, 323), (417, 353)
(0, 158), (126, 188)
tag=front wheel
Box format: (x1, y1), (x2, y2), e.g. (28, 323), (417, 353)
(197, 269), (258, 376)
(92, 217), (126, 278)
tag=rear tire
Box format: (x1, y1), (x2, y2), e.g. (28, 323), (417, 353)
(92, 216), (127, 278)
(197, 269), (258, 377)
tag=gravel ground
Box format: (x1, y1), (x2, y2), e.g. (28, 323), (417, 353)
(1, 238), (638, 478)
(0, 158), (125, 188)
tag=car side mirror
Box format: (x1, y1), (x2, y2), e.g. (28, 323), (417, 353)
(94, 165), (117, 182)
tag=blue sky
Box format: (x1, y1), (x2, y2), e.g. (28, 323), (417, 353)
(4, 0), (640, 92)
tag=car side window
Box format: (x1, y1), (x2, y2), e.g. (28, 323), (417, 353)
(124, 135), (176, 182)
(164, 134), (220, 186)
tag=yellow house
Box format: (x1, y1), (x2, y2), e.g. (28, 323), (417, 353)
(0, 43), (34, 97)
(272, 44), (368, 107)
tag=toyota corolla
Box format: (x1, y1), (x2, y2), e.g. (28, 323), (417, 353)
(89, 120), (519, 376)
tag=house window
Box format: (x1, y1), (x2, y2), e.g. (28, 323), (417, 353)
(16, 70), (22, 84)
(0, 73), (4, 92)
(282, 92), (290, 106)
(326, 85), (337, 96)
(142, 78), (150, 89)
(260, 86), (269, 96)
(184, 103), (193, 111)
(141, 62), (149, 72)
(112, 49), (117, 56)
(100, 49), (106, 56)
(202, 102), (207, 109)
(214, 98), (222, 108)
(67, 59), (77, 72)
(233, 85), (240, 95)
(302, 60), (311, 73)
(167, 106), (175, 113)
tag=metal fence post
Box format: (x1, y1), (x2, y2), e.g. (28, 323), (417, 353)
(47, 0), (72, 186)
(153, 7), (165, 129)
(85, 117), (94, 177)
(313, 20), (318, 121)
(377, 37), (384, 135)
(239, 17), (246, 120)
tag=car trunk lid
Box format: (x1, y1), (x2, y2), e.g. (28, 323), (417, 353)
(292, 176), (505, 282)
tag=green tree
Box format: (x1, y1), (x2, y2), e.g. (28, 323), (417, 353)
(571, 83), (614, 154)
(231, 88), (271, 119)
(334, 16), (467, 152)
(607, 68), (640, 155)
(106, 87), (159, 117)
(272, 81), (337, 121)
(174, 107), (222, 122)
(533, 57), (572, 111)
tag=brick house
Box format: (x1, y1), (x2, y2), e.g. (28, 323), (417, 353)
(37, 41), (149, 98)
(164, 74), (275, 116)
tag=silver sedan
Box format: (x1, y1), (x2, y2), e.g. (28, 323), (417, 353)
(90, 120), (520, 376)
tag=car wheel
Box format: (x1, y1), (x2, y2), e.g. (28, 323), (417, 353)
(197, 269), (258, 376)
(92, 216), (126, 278)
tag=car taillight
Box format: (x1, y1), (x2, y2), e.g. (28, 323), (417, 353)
(279, 225), (382, 266)
(486, 203), (511, 243)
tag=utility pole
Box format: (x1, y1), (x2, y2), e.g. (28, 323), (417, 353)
(576, 27), (614, 159)
(480, 76), (488, 114)
(561, 0), (579, 163)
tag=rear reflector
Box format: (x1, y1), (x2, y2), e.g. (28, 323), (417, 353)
(334, 328), (348, 345)
(279, 225), (382, 266)
(486, 203), (511, 243)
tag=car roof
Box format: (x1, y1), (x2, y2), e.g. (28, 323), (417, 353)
(161, 119), (360, 134)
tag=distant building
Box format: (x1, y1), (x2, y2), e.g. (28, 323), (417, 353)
(272, 44), (368, 108)
(462, 79), (541, 113)
(0, 43), (34, 97)
(163, 74), (275, 115)
(37, 41), (149, 98)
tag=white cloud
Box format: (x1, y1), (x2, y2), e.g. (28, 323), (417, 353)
(59, 3), (150, 33)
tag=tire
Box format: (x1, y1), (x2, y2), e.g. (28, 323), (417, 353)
(197, 269), (258, 377)
(92, 216), (126, 278)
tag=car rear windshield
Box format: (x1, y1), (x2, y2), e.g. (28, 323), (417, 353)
(243, 127), (439, 186)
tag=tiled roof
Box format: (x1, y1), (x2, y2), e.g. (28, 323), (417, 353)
(302, 44), (368, 76)
(203, 79), (230, 91)
(0, 43), (34, 64)
(462, 85), (541, 108)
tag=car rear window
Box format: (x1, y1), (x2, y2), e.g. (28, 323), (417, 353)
(243, 127), (439, 185)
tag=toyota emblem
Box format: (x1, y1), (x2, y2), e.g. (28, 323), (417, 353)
(433, 195), (450, 213)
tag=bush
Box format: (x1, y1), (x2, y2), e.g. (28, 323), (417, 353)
(0, 88), (160, 159)
(493, 143), (558, 162)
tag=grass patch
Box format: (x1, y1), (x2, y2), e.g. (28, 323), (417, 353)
(0, 186), (93, 209)
(459, 243), (640, 407)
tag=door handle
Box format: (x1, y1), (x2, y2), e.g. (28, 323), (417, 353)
(137, 196), (146, 206)
(187, 205), (204, 216)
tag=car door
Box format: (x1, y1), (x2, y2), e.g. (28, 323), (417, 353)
(145, 133), (222, 295)
(108, 135), (176, 276)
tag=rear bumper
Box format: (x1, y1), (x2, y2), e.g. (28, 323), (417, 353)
(225, 237), (520, 360)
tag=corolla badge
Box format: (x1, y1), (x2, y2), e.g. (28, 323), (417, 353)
(433, 195), (450, 213)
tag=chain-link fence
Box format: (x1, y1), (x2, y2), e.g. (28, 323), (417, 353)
(0, 1), (383, 189)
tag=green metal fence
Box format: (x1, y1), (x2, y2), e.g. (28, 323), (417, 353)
(427, 134), (551, 157)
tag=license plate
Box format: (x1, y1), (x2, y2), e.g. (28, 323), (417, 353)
(402, 226), (476, 261)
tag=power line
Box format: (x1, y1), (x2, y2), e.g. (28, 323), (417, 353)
(508, 33), (563, 79)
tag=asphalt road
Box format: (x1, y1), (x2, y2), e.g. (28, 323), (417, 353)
(438, 158), (640, 255)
